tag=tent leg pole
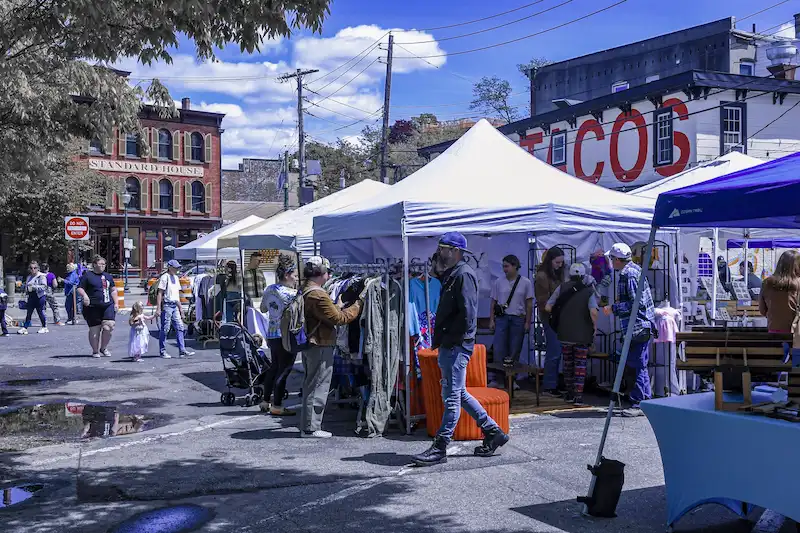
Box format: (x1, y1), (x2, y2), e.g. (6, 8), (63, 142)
(240, 248), (246, 324)
(712, 228), (719, 320)
(583, 224), (657, 515)
(402, 228), (411, 434)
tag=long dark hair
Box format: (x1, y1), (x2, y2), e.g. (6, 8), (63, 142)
(765, 250), (800, 293)
(537, 246), (565, 282)
(225, 261), (238, 285)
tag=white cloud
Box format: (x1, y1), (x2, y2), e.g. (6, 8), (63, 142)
(294, 25), (447, 77)
(192, 101), (295, 128)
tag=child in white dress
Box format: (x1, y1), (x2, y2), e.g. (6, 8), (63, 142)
(129, 301), (154, 362)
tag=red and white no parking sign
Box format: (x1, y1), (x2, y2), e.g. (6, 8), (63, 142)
(64, 216), (90, 240)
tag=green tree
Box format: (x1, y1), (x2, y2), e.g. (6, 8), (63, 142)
(0, 0), (331, 261)
(469, 76), (518, 124)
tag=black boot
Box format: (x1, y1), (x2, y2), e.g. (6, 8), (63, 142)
(473, 428), (509, 457)
(411, 438), (448, 466)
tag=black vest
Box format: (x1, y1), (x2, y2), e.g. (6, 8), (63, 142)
(555, 281), (594, 346)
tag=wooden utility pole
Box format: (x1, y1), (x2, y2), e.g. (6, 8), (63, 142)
(283, 150), (290, 210)
(278, 68), (318, 204)
(379, 34), (394, 184)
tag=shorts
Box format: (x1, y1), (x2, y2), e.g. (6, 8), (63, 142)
(83, 304), (115, 327)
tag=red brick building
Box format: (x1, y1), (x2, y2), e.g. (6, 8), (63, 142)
(78, 98), (224, 277)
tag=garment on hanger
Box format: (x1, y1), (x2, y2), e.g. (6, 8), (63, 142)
(654, 306), (681, 344)
(409, 276), (441, 349)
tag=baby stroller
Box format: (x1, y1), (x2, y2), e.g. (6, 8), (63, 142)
(218, 322), (271, 407)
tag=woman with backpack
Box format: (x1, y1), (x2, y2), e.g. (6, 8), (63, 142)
(258, 254), (299, 416)
(300, 256), (363, 439)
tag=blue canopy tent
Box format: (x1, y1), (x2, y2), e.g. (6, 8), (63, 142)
(727, 238), (800, 249)
(586, 151), (800, 524)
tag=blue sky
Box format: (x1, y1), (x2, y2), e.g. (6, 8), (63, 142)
(119, 0), (799, 169)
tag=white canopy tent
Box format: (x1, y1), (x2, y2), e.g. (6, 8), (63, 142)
(314, 119), (656, 242)
(173, 215), (264, 261)
(219, 179), (389, 255)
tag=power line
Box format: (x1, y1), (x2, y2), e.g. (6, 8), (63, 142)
(308, 41), (383, 94)
(303, 99), (363, 121)
(395, 0), (575, 45)
(409, 0), (548, 32)
(304, 57), (380, 107)
(304, 88), (379, 115)
(737, 0), (793, 23)
(393, 43), (476, 83)
(395, 1), (628, 59)
(392, 92), (529, 109)
(750, 98), (800, 138)
(305, 32), (389, 86)
(309, 109), (383, 135)
(266, 119), (285, 155)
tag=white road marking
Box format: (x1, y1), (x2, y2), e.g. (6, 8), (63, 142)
(30, 415), (260, 467)
(753, 510), (785, 533)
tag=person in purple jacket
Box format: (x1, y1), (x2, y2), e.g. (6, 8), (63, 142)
(0, 285), (9, 336)
(41, 263), (63, 326)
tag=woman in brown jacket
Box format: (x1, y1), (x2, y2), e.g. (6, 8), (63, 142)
(300, 256), (363, 438)
(535, 246), (566, 396)
(759, 250), (800, 333)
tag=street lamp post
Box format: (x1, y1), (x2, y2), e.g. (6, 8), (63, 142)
(121, 191), (131, 292)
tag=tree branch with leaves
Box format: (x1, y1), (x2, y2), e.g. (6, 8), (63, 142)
(469, 76), (518, 124)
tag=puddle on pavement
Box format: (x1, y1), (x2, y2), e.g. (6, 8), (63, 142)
(0, 402), (166, 451)
(0, 379), (57, 387)
(111, 504), (214, 533)
(0, 484), (45, 508)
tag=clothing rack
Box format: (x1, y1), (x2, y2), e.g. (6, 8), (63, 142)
(409, 260), (433, 349)
(329, 262), (404, 434)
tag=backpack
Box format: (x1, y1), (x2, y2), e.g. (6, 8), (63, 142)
(148, 272), (167, 306)
(549, 281), (587, 333)
(280, 286), (324, 354)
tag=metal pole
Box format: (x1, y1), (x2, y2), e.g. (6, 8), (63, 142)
(402, 227), (411, 434)
(283, 150), (290, 211)
(743, 233), (750, 301)
(73, 241), (78, 324)
(379, 34), (394, 184)
(712, 228), (719, 320)
(123, 204), (129, 291)
(584, 224), (657, 513)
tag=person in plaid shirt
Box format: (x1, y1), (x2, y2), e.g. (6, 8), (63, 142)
(602, 243), (656, 416)
(243, 251), (267, 303)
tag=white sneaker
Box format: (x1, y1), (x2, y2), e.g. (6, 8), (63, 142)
(17, 328), (28, 335)
(487, 380), (503, 389)
(101, 349), (112, 357)
(161, 353), (172, 359)
(38, 327), (49, 334)
(92, 353), (102, 358)
(301, 430), (332, 439)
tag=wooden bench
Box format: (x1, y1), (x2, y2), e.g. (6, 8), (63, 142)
(486, 361), (538, 403)
(676, 328), (791, 411)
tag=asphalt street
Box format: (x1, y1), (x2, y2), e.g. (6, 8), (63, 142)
(0, 293), (795, 533)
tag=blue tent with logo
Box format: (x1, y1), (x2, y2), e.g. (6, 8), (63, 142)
(587, 150), (800, 526)
(652, 151), (800, 229)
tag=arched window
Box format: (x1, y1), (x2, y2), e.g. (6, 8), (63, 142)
(157, 129), (172, 159)
(159, 178), (173, 211)
(190, 132), (204, 162)
(125, 177), (140, 210)
(191, 181), (205, 212)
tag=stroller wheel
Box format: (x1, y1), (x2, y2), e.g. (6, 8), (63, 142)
(221, 392), (236, 406)
(243, 394), (253, 408)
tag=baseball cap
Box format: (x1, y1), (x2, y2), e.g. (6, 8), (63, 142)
(306, 256), (331, 271)
(569, 263), (586, 277)
(166, 259), (181, 269)
(605, 243), (632, 260)
(438, 232), (472, 253)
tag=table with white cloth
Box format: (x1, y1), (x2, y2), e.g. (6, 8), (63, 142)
(641, 392), (800, 529)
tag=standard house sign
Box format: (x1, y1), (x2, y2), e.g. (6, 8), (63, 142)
(88, 158), (204, 178)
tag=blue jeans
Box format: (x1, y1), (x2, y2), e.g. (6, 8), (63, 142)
(436, 345), (500, 444)
(493, 315), (526, 363)
(159, 302), (186, 355)
(24, 294), (46, 328)
(627, 340), (652, 405)
(542, 322), (562, 390)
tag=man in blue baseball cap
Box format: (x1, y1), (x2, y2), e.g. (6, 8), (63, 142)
(412, 232), (509, 466)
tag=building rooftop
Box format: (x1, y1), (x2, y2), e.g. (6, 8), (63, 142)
(222, 201), (288, 224)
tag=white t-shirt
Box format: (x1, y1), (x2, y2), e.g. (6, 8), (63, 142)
(490, 275), (534, 317)
(157, 273), (182, 303)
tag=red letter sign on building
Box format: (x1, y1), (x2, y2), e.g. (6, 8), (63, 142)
(64, 216), (90, 241)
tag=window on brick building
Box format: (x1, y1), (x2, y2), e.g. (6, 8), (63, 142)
(191, 132), (204, 162)
(159, 178), (173, 211)
(125, 133), (140, 157)
(157, 129), (172, 159)
(191, 180), (205, 212)
(89, 137), (105, 155)
(125, 177), (140, 210)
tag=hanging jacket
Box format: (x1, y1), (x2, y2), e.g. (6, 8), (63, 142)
(433, 260), (477, 352)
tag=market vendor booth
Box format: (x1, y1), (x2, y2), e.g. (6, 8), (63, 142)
(312, 119), (677, 432)
(605, 151), (800, 529)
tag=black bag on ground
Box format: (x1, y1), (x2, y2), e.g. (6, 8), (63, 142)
(577, 457), (625, 518)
